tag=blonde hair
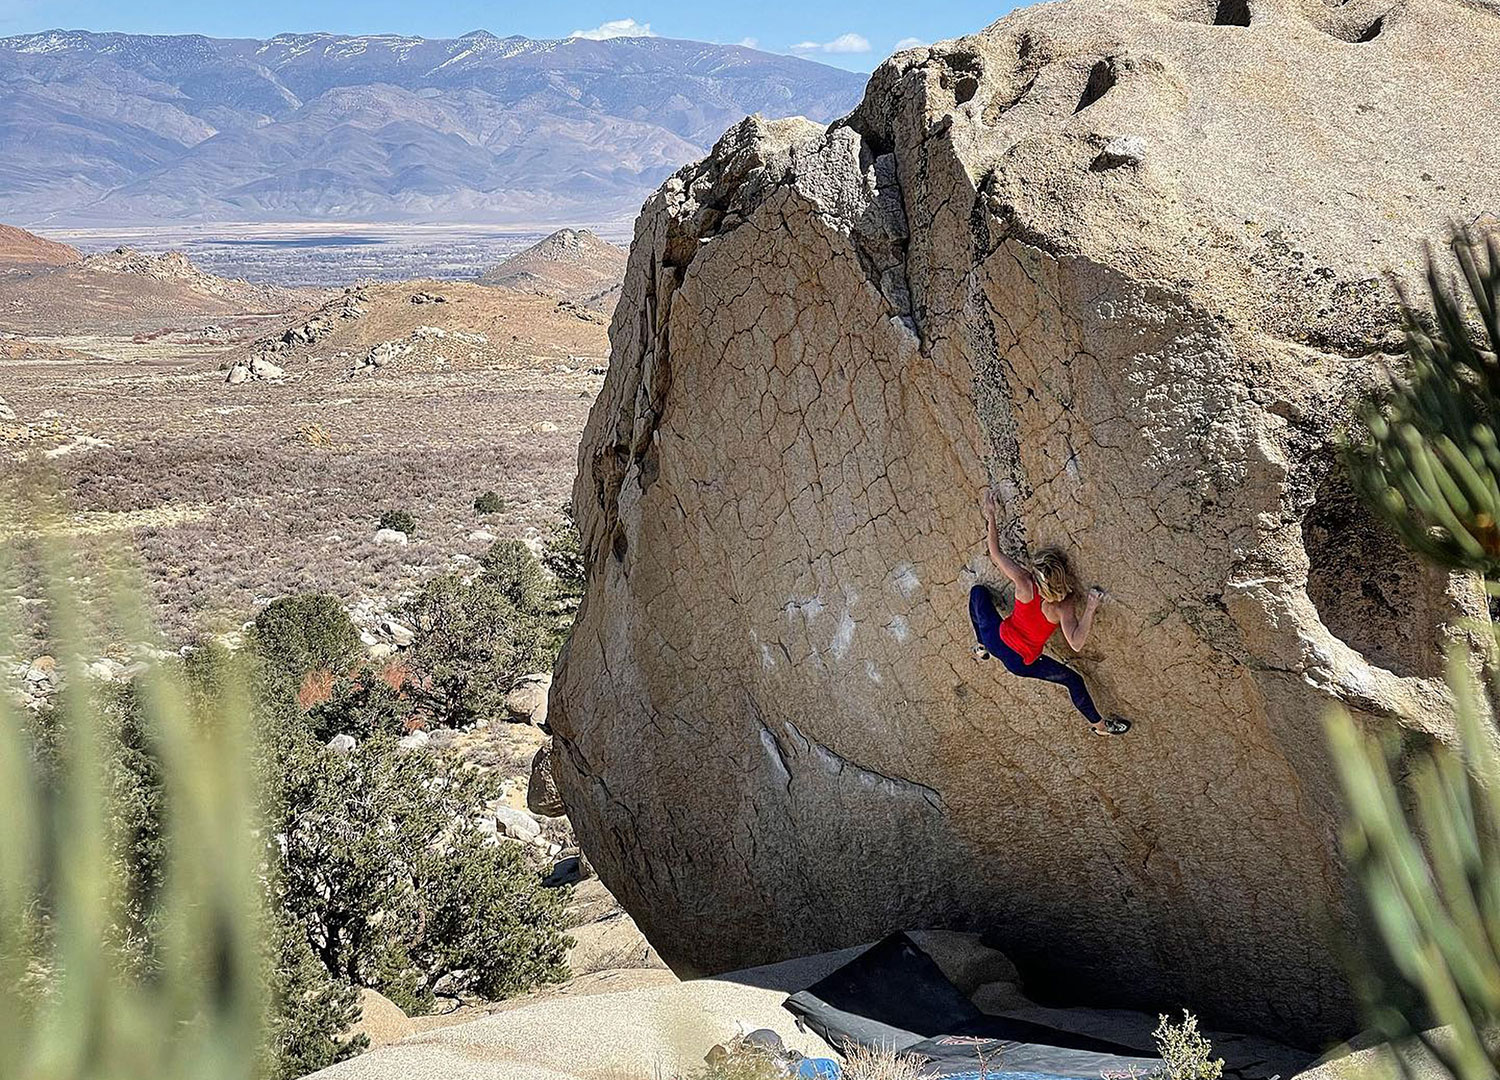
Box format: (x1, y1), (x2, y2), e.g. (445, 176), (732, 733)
(1030, 547), (1073, 603)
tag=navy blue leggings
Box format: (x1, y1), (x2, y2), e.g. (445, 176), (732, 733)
(969, 584), (1103, 726)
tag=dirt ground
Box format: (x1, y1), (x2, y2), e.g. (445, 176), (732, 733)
(3, 278), (610, 641)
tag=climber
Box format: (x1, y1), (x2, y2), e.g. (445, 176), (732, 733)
(969, 488), (1131, 736)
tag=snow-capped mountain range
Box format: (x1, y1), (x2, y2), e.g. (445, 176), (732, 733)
(0, 29), (867, 226)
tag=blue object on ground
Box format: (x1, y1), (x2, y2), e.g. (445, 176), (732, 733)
(795, 1058), (842, 1080)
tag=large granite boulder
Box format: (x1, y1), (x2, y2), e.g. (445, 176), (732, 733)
(550, 0), (1500, 1046)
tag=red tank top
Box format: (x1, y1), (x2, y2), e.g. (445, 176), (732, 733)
(1000, 590), (1057, 665)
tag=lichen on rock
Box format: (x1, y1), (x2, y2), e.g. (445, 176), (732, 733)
(550, 0), (1500, 1046)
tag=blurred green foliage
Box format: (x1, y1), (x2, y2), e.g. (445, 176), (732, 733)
(0, 546), (266, 1080)
(1331, 232), (1500, 1080)
(1346, 231), (1500, 573)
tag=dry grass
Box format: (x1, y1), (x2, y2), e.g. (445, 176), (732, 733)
(3, 280), (609, 641)
(842, 1045), (933, 1080)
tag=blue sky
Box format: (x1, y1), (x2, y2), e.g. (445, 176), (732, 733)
(0, 1), (1019, 71)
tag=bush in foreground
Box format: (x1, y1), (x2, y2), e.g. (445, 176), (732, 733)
(1329, 232), (1500, 1080)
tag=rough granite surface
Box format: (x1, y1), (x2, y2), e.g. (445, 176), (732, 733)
(551, 0), (1500, 1045)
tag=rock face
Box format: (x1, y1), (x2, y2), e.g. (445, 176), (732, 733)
(550, 0), (1500, 1047)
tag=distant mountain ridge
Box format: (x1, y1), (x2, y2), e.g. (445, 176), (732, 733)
(0, 29), (867, 227)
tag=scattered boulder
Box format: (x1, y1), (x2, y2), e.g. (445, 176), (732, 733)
(226, 353), (286, 385)
(527, 743), (566, 817)
(350, 340), (411, 376)
(327, 734), (357, 755)
(397, 730), (430, 752)
(410, 291), (447, 304)
(249, 356), (284, 380)
(373, 528), (409, 546)
(85, 658), (128, 682)
(970, 979), (1030, 1014)
(381, 617), (415, 648)
(0, 396), (14, 421)
(905, 930), (1020, 996)
(350, 988), (415, 1049)
(492, 804), (543, 843)
(505, 673), (551, 726)
(25, 656), (56, 685)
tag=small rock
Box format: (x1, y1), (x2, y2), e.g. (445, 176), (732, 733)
(1093, 135), (1146, 170)
(367, 643), (397, 662)
(528, 743), (566, 817)
(382, 617), (415, 648)
(493, 804), (543, 842)
(505, 672), (552, 726)
(373, 528), (409, 546)
(469, 529), (497, 543)
(327, 734), (357, 754)
(0, 396), (15, 421)
(250, 356), (285, 379)
(398, 730), (430, 752)
(86, 659), (127, 682)
(25, 656), (56, 684)
(225, 363), (251, 385)
(351, 988), (414, 1049)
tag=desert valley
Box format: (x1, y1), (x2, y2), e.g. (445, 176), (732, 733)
(3, 3), (1500, 1080)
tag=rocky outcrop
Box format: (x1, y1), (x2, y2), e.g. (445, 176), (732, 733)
(550, 0), (1500, 1047)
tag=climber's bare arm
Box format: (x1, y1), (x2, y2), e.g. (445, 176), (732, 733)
(982, 489), (1035, 603)
(1059, 587), (1106, 650)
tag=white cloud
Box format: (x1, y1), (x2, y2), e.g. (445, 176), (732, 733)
(569, 19), (658, 40)
(737, 37), (761, 49)
(894, 36), (928, 50)
(790, 32), (872, 55)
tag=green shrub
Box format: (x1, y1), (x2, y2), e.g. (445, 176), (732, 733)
(265, 907), (366, 1080)
(301, 666), (413, 743)
(1149, 1012), (1223, 1080)
(481, 539), (553, 616)
(250, 594), (363, 695)
(416, 828), (570, 1000)
(402, 571), (550, 725)
(378, 509), (417, 536)
(541, 506), (587, 610)
(267, 714), (569, 1011)
(474, 491), (506, 515)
